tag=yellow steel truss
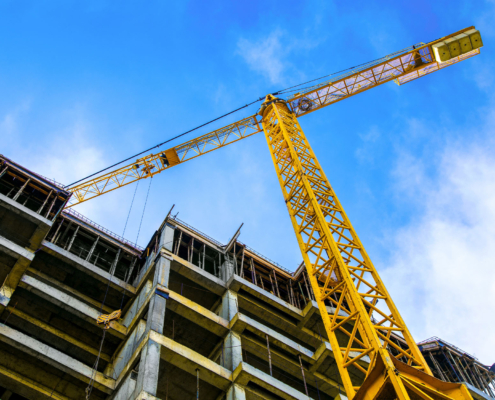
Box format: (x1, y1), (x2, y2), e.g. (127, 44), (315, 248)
(260, 95), (473, 400)
(66, 27), (479, 207)
(67, 115), (262, 206)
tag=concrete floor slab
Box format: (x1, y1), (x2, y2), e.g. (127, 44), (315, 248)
(42, 241), (136, 295)
(151, 330), (232, 392)
(0, 323), (115, 394)
(167, 289), (229, 337)
(19, 274), (127, 339)
(234, 362), (316, 400)
(163, 249), (226, 296)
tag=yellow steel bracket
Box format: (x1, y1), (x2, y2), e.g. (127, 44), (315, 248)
(96, 309), (122, 330)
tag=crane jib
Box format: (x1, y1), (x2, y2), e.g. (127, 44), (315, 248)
(67, 26), (481, 208)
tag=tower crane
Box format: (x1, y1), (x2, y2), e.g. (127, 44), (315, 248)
(65, 27), (483, 400)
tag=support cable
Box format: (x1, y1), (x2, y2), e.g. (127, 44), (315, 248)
(86, 183), (143, 397)
(275, 43), (422, 96)
(135, 176), (153, 246)
(122, 180), (140, 238)
(85, 329), (107, 400)
(66, 99), (263, 188)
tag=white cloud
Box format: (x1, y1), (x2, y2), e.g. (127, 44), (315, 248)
(383, 138), (495, 364)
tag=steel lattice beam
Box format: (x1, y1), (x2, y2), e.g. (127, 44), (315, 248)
(260, 95), (473, 400)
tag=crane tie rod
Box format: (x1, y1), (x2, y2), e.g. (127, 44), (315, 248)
(65, 42), (421, 189)
(65, 97), (265, 188)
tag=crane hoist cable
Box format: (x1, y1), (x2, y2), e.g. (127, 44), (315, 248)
(87, 177), (153, 398)
(66, 98), (264, 188)
(66, 46), (416, 190)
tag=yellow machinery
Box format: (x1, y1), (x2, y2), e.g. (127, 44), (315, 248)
(66, 27), (483, 400)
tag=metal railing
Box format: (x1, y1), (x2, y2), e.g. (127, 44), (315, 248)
(63, 208), (144, 251)
(169, 215), (293, 274)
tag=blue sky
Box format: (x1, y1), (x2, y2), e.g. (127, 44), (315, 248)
(2, 1), (495, 363)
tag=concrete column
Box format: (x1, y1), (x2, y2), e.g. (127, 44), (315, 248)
(1, 390), (13, 400)
(133, 255), (171, 398)
(134, 339), (161, 397)
(159, 223), (175, 252)
(153, 256), (171, 288)
(113, 373), (137, 400)
(223, 331), (242, 371)
(220, 290), (238, 321)
(220, 257), (235, 282)
(221, 290), (243, 373)
(226, 384), (246, 400)
(146, 256), (171, 334)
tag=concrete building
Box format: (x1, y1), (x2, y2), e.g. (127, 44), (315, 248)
(418, 338), (495, 400)
(0, 154), (493, 400)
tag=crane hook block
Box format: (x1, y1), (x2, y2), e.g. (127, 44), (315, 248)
(97, 309), (122, 329)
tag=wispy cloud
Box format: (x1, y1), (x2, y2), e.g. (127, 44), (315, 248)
(237, 30), (288, 85)
(236, 28), (322, 86)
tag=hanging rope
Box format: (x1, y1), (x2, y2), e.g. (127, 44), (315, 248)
(86, 182), (142, 398)
(135, 176), (153, 246)
(122, 180), (140, 237)
(85, 329), (107, 399)
(86, 177), (153, 399)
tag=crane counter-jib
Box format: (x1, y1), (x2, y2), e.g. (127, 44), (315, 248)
(66, 25), (482, 209)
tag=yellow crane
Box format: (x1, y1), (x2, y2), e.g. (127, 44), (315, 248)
(66, 27), (483, 400)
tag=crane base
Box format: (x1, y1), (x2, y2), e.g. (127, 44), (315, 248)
(354, 355), (474, 400)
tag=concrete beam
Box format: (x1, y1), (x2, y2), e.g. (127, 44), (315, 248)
(0, 192), (52, 228)
(0, 363), (70, 400)
(234, 362), (315, 400)
(27, 267), (113, 314)
(309, 341), (333, 373)
(167, 289), (229, 337)
(0, 235), (34, 261)
(162, 248), (226, 296)
(42, 240), (136, 295)
(241, 334), (339, 397)
(0, 323), (115, 393)
(150, 330), (232, 391)
(236, 292), (322, 349)
(0, 237), (34, 308)
(297, 300), (318, 329)
(231, 313), (313, 363)
(19, 274), (127, 339)
(228, 275), (302, 321)
(6, 306), (112, 362)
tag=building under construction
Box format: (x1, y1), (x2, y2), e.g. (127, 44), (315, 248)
(0, 25), (493, 400)
(0, 151), (494, 400)
(418, 338), (495, 399)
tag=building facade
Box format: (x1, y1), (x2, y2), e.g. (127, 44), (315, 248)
(0, 154), (493, 400)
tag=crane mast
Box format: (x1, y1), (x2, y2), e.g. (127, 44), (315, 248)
(64, 26), (484, 400)
(260, 94), (457, 399)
